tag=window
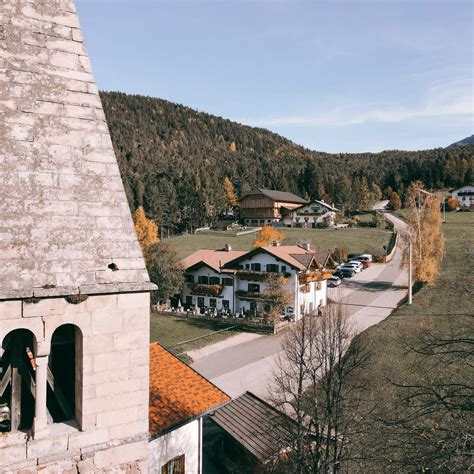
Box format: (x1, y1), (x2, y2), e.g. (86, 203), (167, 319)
(281, 265), (287, 273)
(251, 263), (261, 271)
(0, 329), (36, 432)
(266, 264), (279, 273)
(222, 300), (230, 310)
(184, 274), (194, 283)
(209, 277), (220, 285)
(245, 264), (250, 270)
(197, 297), (205, 308)
(185, 296), (193, 306)
(197, 276), (209, 284)
(250, 301), (257, 312)
(161, 454), (185, 474)
(209, 298), (217, 308)
(222, 278), (233, 286)
(48, 324), (81, 424)
(248, 283), (260, 293)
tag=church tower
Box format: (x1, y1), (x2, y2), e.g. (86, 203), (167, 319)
(1, 0), (154, 471)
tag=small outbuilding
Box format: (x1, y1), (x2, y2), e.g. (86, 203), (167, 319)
(204, 391), (303, 473)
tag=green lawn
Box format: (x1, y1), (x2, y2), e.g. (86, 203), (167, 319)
(150, 311), (243, 354)
(346, 211), (474, 471)
(168, 227), (392, 260)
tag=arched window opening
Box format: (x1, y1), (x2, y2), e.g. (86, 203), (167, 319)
(47, 324), (79, 423)
(0, 329), (36, 433)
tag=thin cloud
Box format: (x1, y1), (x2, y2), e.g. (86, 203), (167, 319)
(237, 79), (473, 128)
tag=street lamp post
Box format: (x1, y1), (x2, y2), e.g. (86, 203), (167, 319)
(408, 240), (413, 305)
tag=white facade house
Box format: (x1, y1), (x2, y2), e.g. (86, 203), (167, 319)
(181, 244), (332, 321)
(282, 200), (339, 228)
(452, 185), (474, 208)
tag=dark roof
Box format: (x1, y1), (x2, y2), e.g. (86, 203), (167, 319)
(240, 189), (308, 204)
(207, 391), (297, 463)
(290, 253), (315, 269)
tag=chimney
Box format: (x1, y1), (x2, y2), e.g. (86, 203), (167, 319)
(224, 243), (232, 252)
(272, 241), (280, 247)
(302, 242), (311, 251)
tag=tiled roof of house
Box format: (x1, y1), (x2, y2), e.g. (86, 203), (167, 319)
(240, 189), (308, 205)
(149, 343), (230, 438)
(181, 249), (247, 272)
(262, 245), (315, 270)
(208, 391), (298, 463)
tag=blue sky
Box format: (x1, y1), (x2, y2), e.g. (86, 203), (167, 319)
(76, 0), (473, 153)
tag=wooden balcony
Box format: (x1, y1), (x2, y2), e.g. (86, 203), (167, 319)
(189, 283), (224, 297)
(298, 272), (332, 284)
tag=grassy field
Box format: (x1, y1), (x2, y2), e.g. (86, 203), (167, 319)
(346, 212), (474, 471)
(150, 311), (243, 354)
(168, 227), (392, 260)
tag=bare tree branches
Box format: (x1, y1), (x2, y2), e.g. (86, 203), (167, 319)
(268, 303), (370, 473)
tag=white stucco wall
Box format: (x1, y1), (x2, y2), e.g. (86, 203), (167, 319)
(181, 266), (235, 311)
(452, 185), (474, 208)
(149, 419), (202, 474)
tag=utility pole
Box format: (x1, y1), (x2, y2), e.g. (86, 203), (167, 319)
(408, 240), (413, 305)
(443, 197), (446, 223)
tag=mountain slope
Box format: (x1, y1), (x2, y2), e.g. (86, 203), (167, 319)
(100, 91), (474, 233)
(449, 135), (474, 147)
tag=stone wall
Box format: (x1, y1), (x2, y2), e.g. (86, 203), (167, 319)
(1, 0), (150, 297)
(0, 292), (150, 473)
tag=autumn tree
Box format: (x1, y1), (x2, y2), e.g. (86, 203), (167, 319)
(371, 182), (383, 202)
(388, 191), (401, 210)
(269, 303), (369, 472)
(446, 197), (458, 210)
(402, 181), (445, 283)
(253, 226), (285, 248)
(144, 241), (184, 304)
(133, 206), (158, 251)
(223, 176), (238, 208)
(262, 273), (292, 323)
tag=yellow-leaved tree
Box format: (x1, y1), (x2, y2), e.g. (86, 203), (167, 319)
(223, 177), (238, 208)
(253, 226), (285, 248)
(402, 181), (445, 283)
(133, 206), (158, 252)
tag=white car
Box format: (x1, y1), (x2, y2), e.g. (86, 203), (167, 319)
(328, 276), (342, 287)
(359, 253), (373, 262)
(341, 263), (362, 273)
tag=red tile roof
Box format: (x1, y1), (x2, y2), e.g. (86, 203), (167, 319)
(181, 248), (246, 272)
(149, 343), (230, 438)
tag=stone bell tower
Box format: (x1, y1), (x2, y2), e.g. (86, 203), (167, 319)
(1, 0), (154, 471)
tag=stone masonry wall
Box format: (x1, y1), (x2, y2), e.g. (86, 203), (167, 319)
(1, 0), (150, 297)
(0, 292), (150, 473)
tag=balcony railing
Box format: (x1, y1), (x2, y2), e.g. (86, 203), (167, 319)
(236, 270), (291, 281)
(189, 283), (224, 297)
(298, 272), (332, 284)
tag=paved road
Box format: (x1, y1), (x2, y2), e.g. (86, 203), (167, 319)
(192, 214), (408, 398)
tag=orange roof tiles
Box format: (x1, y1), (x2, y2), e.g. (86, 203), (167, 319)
(149, 343), (230, 438)
(181, 248), (246, 272)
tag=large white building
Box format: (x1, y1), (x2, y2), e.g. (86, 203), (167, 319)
(282, 200), (339, 228)
(181, 244), (333, 320)
(451, 185), (474, 208)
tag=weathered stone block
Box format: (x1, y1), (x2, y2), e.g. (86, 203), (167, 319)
(113, 330), (148, 351)
(96, 406), (139, 428)
(67, 428), (109, 450)
(108, 419), (148, 441)
(93, 440), (148, 469)
(0, 300), (22, 320)
(27, 435), (68, 459)
(90, 309), (123, 335)
(93, 350), (130, 373)
(117, 293), (149, 310)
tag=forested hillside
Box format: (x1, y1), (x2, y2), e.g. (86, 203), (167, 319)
(100, 91), (473, 234)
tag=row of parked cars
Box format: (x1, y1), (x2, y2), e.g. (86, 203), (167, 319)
(328, 254), (373, 287)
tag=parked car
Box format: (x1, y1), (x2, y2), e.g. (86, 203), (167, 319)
(349, 258), (370, 269)
(358, 253), (373, 262)
(341, 263), (362, 273)
(328, 276), (342, 287)
(334, 268), (355, 278)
